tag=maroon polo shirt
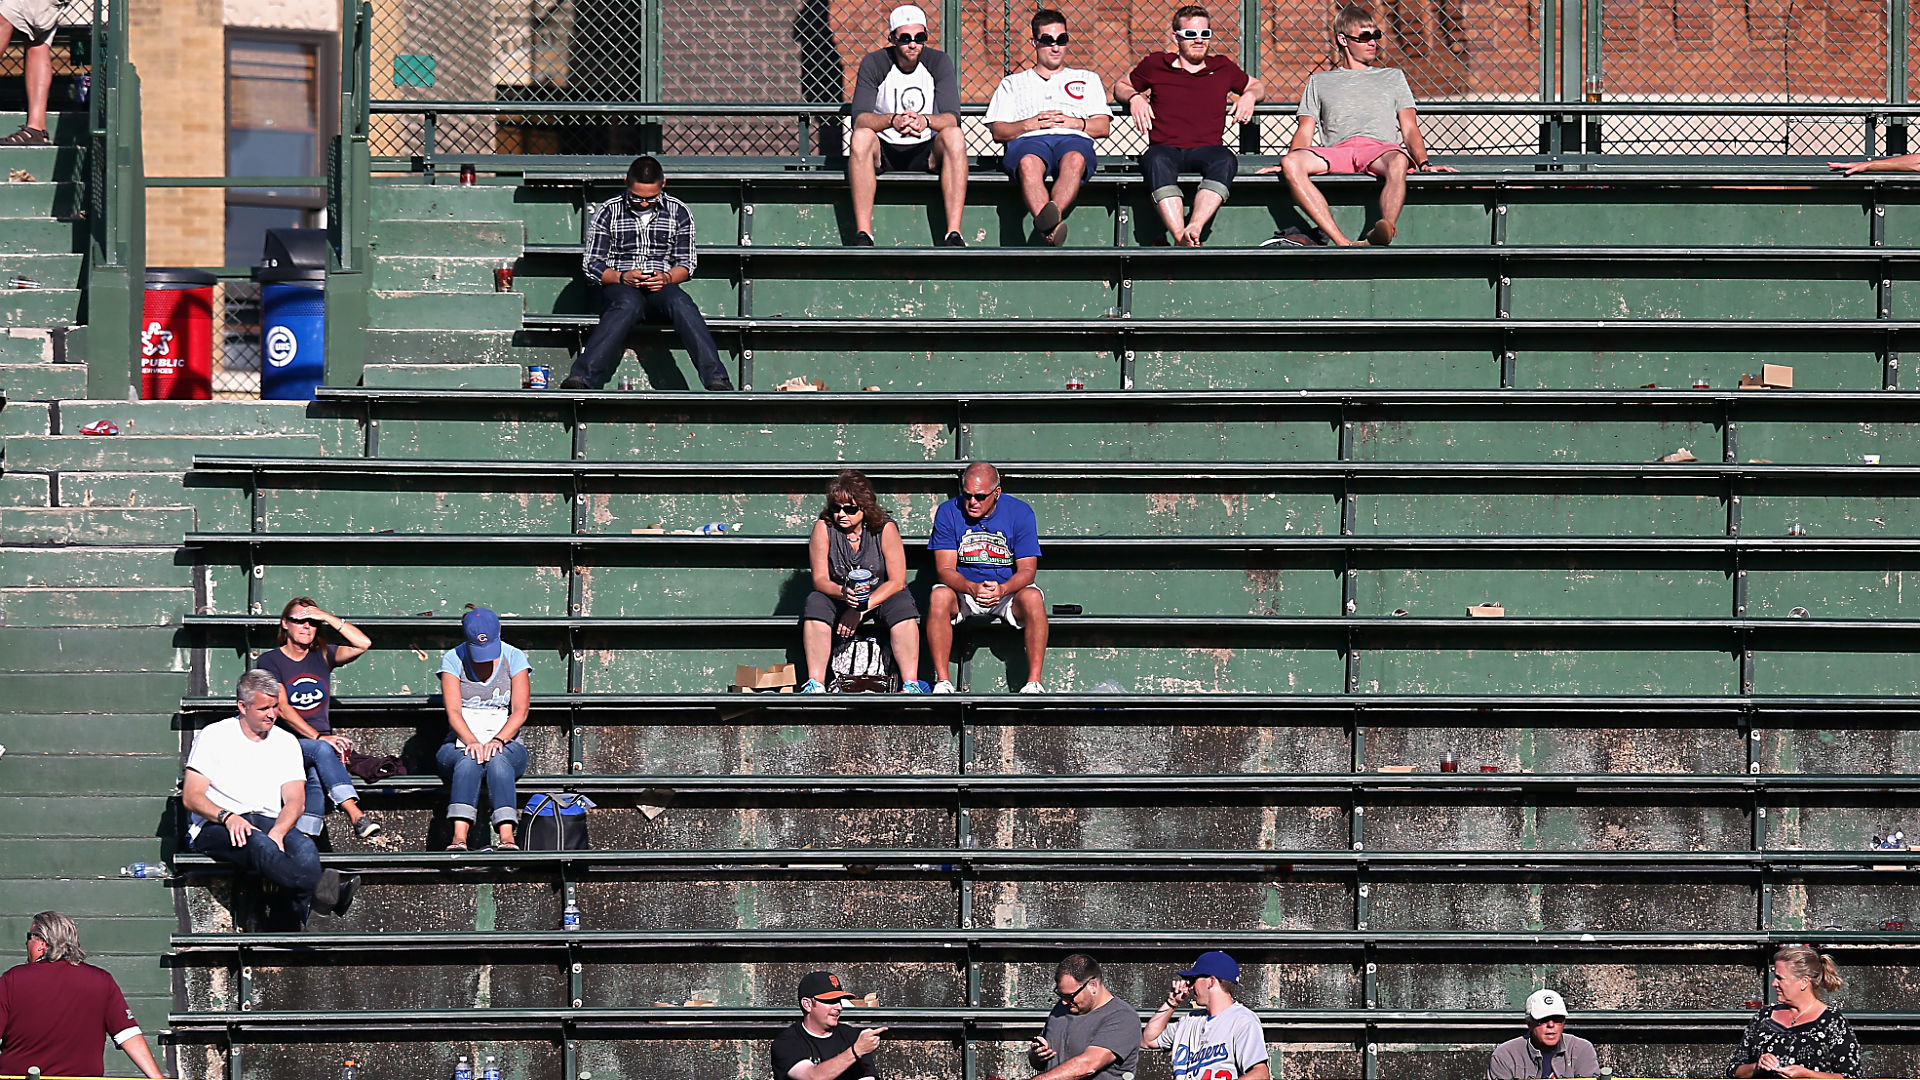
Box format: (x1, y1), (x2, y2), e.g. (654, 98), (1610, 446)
(1126, 52), (1250, 148)
(0, 959), (139, 1077)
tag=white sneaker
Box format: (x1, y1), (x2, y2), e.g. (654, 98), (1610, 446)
(931, 680), (956, 694)
(1019, 681), (1045, 694)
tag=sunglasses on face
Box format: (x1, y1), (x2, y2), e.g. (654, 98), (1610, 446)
(1034, 32), (1069, 46)
(1174, 26), (1212, 39)
(891, 30), (928, 44)
(1057, 980), (1093, 1001)
(1344, 29), (1384, 41)
(832, 503), (862, 514)
(625, 194), (660, 210)
(288, 618), (322, 627)
(961, 489), (998, 503)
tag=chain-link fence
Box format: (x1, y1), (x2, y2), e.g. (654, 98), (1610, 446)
(0, 31), (92, 112)
(212, 282), (264, 399)
(366, 0), (1900, 160)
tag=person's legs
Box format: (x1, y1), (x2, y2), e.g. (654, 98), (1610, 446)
(481, 740), (530, 846)
(1282, 148), (1348, 244)
(23, 39), (50, 132)
(887, 617), (922, 685)
(192, 815), (324, 925)
(568, 284), (646, 388)
(848, 127), (883, 238)
(926, 585), (959, 685)
(299, 738), (368, 834)
(1014, 152), (1051, 218)
(933, 126), (968, 238)
(641, 282), (731, 389)
(1182, 147), (1237, 245)
(436, 738), (481, 848)
(802, 618), (834, 684)
(1050, 149), (1090, 215)
(1141, 145), (1188, 241)
(1365, 149), (1410, 242)
(1012, 586), (1049, 685)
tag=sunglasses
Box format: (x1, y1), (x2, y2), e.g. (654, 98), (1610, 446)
(625, 194), (660, 210)
(1343, 29), (1384, 41)
(832, 503), (862, 514)
(1034, 32), (1069, 46)
(961, 489), (998, 503)
(1056, 980), (1093, 1000)
(891, 30), (928, 44)
(1174, 27), (1212, 39)
(288, 618), (323, 627)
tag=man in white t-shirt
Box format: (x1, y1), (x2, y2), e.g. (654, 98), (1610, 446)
(1142, 951), (1272, 1080)
(984, 9), (1111, 246)
(183, 669), (356, 928)
(847, 4), (968, 247)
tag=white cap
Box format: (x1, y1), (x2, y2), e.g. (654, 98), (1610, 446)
(889, 4), (928, 30)
(1525, 989), (1569, 1021)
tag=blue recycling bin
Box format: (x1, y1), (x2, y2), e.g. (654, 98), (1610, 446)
(259, 278), (326, 401)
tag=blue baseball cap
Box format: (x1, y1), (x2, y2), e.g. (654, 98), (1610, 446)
(462, 607), (502, 662)
(1178, 951), (1240, 982)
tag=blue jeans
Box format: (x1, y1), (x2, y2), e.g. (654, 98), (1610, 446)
(568, 282), (729, 390)
(298, 738), (360, 836)
(1141, 144), (1238, 205)
(190, 813), (324, 925)
(436, 735), (530, 827)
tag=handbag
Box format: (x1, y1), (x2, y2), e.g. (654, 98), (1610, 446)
(829, 634), (897, 693)
(521, 792), (595, 850)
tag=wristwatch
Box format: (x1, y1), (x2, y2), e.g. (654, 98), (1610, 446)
(215, 809), (231, 824)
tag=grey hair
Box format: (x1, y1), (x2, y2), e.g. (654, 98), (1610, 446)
(236, 668), (284, 705)
(29, 911), (85, 964)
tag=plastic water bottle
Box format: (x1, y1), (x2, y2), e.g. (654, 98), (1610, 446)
(121, 863), (165, 879)
(843, 567), (875, 605)
(694, 522), (741, 535)
(483, 1056), (500, 1080)
(563, 883), (581, 931)
(341, 1060), (358, 1080)
(454, 1055), (472, 1080)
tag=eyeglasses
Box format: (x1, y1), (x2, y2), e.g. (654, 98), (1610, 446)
(961, 489), (998, 503)
(891, 30), (928, 44)
(1174, 27), (1212, 39)
(625, 194), (660, 209)
(1034, 32), (1069, 46)
(832, 503), (862, 514)
(1056, 979), (1093, 1001)
(24, 933), (42, 945)
(1343, 29), (1384, 41)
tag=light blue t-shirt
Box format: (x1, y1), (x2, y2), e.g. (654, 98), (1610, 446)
(437, 642), (532, 714)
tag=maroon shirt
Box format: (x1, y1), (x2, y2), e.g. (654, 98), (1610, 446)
(1126, 52), (1250, 148)
(0, 959), (138, 1077)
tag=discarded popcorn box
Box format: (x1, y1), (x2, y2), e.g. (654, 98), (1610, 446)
(777, 376), (827, 392)
(1658, 448), (1698, 463)
(1466, 602), (1505, 618)
(1739, 364), (1794, 389)
(1377, 764), (1418, 773)
(731, 663), (797, 693)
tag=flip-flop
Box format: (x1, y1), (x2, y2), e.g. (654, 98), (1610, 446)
(494, 840), (520, 851)
(1045, 220), (1070, 247)
(444, 842), (468, 852)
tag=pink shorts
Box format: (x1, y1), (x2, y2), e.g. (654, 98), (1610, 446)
(1306, 136), (1410, 174)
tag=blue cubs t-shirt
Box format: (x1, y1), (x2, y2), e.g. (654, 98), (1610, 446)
(256, 643), (339, 733)
(928, 493), (1042, 585)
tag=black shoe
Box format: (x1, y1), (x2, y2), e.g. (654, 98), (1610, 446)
(703, 379), (736, 391)
(1034, 201), (1061, 236)
(559, 375), (592, 390)
(0, 125), (49, 147)
(313, 867), (342, 910)
(850, 231), (875, 247)
(941, 231), (966, 247)
(331, 873), (360, 917)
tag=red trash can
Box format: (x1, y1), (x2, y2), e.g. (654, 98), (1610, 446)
(141, 267), (216, 399)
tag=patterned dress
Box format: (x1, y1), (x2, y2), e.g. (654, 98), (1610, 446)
(1727, 1005), (1861, 1078)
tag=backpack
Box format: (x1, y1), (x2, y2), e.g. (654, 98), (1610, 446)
(829, 634), (897, 693)
(521, 792), (595, 850)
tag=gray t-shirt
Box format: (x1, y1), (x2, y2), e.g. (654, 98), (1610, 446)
(1297, 66), (1416, 145)
(1153, 1002), (1270, 1080)
(1487, 1032), (1599, 1080)
(1040, 997), (1142, 1080)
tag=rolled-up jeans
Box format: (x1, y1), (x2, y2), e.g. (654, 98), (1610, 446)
(190, 812), (324, 925)
(436, 734), (530, 827)
(298, 737), (360, 836)
(1140, 143), (1238, 205)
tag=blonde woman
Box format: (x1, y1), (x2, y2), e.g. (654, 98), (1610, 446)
(1728, 945), (1861, 1079)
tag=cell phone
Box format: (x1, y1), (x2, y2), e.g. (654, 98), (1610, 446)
(1052, 603), (1082, 616)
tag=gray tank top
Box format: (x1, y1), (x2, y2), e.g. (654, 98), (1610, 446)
(827, 523), (889, 587)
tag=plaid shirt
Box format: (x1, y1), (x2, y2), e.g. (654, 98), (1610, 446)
(582, 191), (698, 282)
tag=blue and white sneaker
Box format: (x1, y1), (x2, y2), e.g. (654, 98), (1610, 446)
(799, 679), (826, 693)
(902, 680), (930, 694)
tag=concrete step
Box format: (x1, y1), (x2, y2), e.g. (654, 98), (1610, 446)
(0, 506), (196, 545)
(0, 714), (181, 755)
(0, 546), (188, 588)
(368, 288), (524, 331)
(0, 400), (51, 436)
(0, 215), (86, 255)
(0, 837), (179, 878)
(365, 328), (572, 366)
(0, 671), (184, 713)
(0, 626), (186, 672)
(0, 182), (80, 218)
(363, 362), (527, 389)
(371, 255), (506, 293)
(0, 586), (190, 626)
(0, 330), (56, 363)
(0, 144), (83, 185)
(3, 433), (325, 472)
(0, 877), (177, 917)
(369, 218), (522, 258)
(370, 182), (517, 221)
(0, 111), (91, 144)
(0, 473), (49, 506)
(0, 362), (84, 400)
(0, 287), (80, 325)
(0, 759), (180, 798)
(56, 471), (247, 532)
(0, 252), (84, 287)
(58, 400), (357, 445)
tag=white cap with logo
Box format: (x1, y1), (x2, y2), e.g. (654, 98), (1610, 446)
(889, 4), (928, 30)
(1525, 988), (1569, 1021)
